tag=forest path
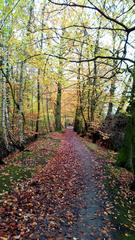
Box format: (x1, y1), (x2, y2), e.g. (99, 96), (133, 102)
(53, 129), (115, 240)
(0, 129), (116, 240)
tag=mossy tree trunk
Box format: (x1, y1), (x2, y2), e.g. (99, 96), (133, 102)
(74, 106), (83, 133)
(116, 75), (132, 115)
(117, 68), (135, 174)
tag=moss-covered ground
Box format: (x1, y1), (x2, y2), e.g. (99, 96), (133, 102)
(0, 134), (60, 198)
(84, 138), (135, 240)
(105, 165), (135, 240)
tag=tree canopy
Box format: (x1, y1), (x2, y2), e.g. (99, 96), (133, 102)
(0, 0), (135, 172)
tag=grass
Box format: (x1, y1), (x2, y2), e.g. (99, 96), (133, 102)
(84, 138), (135, 240)
(84, 138), (116, 160)
(0, 165), (34, 197)
(86, 142), (98, 151)
(0, 134), (61, 198)
(105, 165), (135, 240)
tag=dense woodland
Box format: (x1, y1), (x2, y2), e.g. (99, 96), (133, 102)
(0, 1), (135, 239)
(0, 0), (135, 176)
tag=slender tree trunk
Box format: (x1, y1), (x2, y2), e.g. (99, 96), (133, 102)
(18, 62), (25, 144)
(2, 75), (9, 150)
(46, 88), (51, 131)
(55, 29), (65, 132)
(35, 4), (45, 136)
(1, 45), (11, 150)
(55, 81), (62, 131)
(74, 34), (89, 133)
(35, 69), (40, 137)
(11, 66), (16, 129)
(107, 78), (116, 117)
(91, 21), (101, 122)
(74, 51), (83, 133)
(27, 0), (35, 33)
(79, 83), (88, 132)
(106, 29), (117, 118)
(87, 61), (91, 124)
(31, 85), (34, 131)
(91, 60), (97, 122)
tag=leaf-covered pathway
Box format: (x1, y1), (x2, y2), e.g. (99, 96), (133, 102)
(0, 130), (116, 239)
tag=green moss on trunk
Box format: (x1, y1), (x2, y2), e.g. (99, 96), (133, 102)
(74, 107), (83, 133)
(117, 69), (135, 174)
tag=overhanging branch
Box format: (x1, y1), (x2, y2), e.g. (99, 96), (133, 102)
(23, 52), (135, 64)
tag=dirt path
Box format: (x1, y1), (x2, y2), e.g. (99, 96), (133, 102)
(0, 130), (116, 239)
(60, 129), (115, 240)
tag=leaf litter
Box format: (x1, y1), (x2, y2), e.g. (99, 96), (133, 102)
(0, 130), (134, 239)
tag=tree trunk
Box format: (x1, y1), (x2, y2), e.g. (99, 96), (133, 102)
(35, 69), (40, 137)
(91, 60), (97, 122)
(117, 68), (135, 174)
(18, 62), (25, 145)
(46, 90), (51, 131)
(54, 29), (65, 132)
(2, 74), (10, 150)
(116, 76), (132, 115)
(74, 35), (86, 133)
(106, 29), (117, 118)
(106, 77), (116, 117)
(90, 20), (101, 122)
(74, 106), (83, 133)
(55, 81), (62, 131)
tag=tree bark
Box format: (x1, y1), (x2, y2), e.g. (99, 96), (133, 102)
(2, 74), (10, 150)
(117, 68), (135, 174)
(106, 26), (117, 118)
(46, 88), (51, 131)
(90, 20), (101, 122)
(116, 76), (132, 115)
(35, 69), (40, 137)
(18, 62), (25, 144)
(55, 81), (62, 131)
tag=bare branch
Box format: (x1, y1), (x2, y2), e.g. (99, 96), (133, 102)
(48, 0), (130, 31)
(48, 0), (95, 10)
(23, 52), (135, 64)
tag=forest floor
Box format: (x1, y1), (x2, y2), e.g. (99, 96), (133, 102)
(0, 129), (135, 240)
